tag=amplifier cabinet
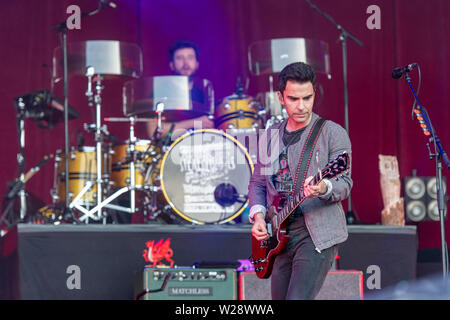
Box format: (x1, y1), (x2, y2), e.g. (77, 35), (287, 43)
(135, 267), (237, 300)
(239, 270), (364, 300)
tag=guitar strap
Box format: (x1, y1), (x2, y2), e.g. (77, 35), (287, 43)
(291, 117), (327, 198)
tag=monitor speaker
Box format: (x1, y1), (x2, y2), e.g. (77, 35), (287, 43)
(238, 270), (364, 300)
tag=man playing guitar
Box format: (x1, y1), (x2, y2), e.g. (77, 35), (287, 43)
(248, 62), (353, 300)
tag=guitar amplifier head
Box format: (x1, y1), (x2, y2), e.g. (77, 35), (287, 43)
(134, 267), (238, 300)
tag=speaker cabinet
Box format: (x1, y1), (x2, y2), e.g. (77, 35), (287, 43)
(314, 270), (364, 300)
(238, 270), (364, 300)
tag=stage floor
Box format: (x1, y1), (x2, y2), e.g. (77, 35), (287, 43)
(1, 223), (417, 299)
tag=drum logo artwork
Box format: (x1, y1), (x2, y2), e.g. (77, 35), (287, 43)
(142, 238), (175, 268)
(160, 130), (253, 224)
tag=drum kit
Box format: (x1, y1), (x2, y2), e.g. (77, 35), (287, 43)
(3, 38), (331, 228)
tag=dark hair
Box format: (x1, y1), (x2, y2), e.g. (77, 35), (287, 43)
(169, 40), (199, 62)
(278, 62), (316, 93)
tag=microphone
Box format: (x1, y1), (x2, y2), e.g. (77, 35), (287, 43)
(392, 63), (418, 79)
(235, 76), (245, 97)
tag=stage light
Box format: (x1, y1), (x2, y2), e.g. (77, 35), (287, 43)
(405, 200), (426, 222)
(404, 176), (447, 222)
(405, 177), (425, 199)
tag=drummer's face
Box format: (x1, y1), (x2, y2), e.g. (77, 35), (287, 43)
(278, 80), (315, 130)
(170, 48), (199, 77)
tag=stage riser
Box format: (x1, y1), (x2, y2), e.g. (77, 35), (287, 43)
(0, 224), (417, 299)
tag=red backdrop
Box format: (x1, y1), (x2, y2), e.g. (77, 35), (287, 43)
(1, 0), (449, 249)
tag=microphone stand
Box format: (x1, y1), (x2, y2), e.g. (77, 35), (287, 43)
(305, 0), (363, 224)
(51, 2), (114, 223)
(403, 71), (450, 279)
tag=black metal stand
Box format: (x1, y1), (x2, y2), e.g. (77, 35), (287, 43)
(52, 2), (114, 223)
(305, 0), (363, 224)
(0, 105), (28, 234)
(1, 106), (35, 234)
(403, 71), (450, 278)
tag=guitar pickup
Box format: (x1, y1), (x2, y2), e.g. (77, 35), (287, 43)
(251, 258), (266, 265)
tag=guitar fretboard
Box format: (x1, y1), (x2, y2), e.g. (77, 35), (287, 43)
(278, 171), (322, 223)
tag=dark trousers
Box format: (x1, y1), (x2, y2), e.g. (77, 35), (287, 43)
(271, 215), (338, 300)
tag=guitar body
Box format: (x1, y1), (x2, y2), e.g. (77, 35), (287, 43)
(251, 221), (289, 279)
(251, 196), (290, 279)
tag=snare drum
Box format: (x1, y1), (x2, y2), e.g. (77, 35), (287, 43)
(53, 146), (110, 206)
(214, 95), (261, 131)
(158, 129), (254, 224)
(110, 140), (160, 188)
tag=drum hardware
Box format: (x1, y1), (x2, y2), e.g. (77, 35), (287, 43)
(71, 115), (140, 221)
(94, 110), (166, 221)
(52, 39), (143, 223)
(65, 70), (108, 222)
(2, 89), (77, 234)
(1, 151), (53, 234)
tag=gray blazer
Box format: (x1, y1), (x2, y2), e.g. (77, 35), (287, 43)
(248, 112), (353, 251)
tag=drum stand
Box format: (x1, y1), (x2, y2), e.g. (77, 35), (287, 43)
(70, 79), (166, 222)
(1, 105), (28, 234)
(102, 103), (166, 218)
(69, 70), (113, 223)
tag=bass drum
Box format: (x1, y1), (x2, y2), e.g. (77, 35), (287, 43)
(159, 129), (254, 224)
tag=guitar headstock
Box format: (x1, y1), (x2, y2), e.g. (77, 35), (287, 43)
(321, 152), (350, 180)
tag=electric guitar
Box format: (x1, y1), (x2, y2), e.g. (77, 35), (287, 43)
(251, 152), (350, 279)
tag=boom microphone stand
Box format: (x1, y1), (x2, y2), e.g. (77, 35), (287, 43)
(52, 2), (115, 222)
(402, 70), (450, 278)
(305, 0), (363, 223)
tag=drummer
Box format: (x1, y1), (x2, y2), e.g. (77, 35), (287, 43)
(146, 40), (214, 139)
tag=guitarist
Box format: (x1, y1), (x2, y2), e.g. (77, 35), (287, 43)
(248, 62), (353, 299)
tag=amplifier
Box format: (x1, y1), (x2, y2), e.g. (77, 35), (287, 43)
(239, 270), (364, 300)
(134, 267), (238, 300)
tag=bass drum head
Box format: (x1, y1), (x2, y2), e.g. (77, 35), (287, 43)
(160, 129), (253, 224)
